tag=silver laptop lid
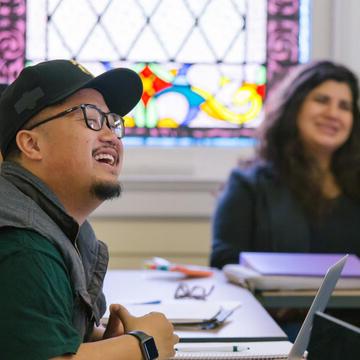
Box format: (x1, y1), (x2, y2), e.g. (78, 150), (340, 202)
(287, 254), (348, 360)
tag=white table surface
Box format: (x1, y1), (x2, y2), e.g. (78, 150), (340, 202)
(103, 269), (288, 342)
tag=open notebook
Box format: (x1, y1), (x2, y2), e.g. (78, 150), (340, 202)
(122, 300), (241, 328)
(171, 255), (348, 360)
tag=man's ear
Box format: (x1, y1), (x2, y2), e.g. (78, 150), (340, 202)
(16, 130), (43, 160)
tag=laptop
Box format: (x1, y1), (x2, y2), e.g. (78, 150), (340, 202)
(307, 311), (360, 360)
(287, 254), (348, 359)
(173, 255), (348, 359)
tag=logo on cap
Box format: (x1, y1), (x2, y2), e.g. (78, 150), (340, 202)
(69, 60), (93, 76)
(15, 87), (45, 114)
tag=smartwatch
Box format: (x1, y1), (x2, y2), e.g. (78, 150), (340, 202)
(128, 330), (159, 360)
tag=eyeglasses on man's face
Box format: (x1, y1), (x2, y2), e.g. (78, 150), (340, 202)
(26, 103), (126, 139)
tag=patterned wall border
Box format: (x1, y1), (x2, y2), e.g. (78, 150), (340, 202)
(266, 0), (300, 89)
(0, 0), (26, 83)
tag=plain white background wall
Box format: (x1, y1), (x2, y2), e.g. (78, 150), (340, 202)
(332, 0), (360, 77)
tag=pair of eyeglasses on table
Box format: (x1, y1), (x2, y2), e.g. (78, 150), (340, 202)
(173, 283), (236, 329)
(174, 283), (215, 300)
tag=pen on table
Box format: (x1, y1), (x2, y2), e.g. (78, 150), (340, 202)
(175, 345), (249, 353)
(132, 300), (162, 305)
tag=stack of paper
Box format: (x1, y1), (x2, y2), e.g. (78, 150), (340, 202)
(223, 252), (360, 291)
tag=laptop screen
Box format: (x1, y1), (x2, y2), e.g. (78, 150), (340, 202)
(307, 311), (360, 360)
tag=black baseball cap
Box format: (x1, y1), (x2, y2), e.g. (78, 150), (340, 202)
(0, 59), (143, 156)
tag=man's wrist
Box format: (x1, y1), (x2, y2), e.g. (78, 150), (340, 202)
(127, 330), (159, 360)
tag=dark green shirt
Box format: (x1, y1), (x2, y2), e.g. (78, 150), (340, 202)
(0, 228), (81, 360)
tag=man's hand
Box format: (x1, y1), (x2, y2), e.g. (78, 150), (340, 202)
(116, 304), (179, 359)
(103, 304), (125, 339)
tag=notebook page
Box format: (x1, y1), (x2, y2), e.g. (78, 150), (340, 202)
(171, 341), (292, 360)
(173, 353), (287, 359)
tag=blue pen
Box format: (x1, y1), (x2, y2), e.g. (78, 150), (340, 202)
(132, 300), (162, 305)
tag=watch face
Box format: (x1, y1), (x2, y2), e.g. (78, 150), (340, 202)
(143, 337), (159, 359)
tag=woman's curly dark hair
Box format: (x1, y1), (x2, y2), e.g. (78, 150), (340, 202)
(258, 60), (360, 218)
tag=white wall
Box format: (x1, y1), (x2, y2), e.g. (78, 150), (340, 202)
(332, 0), (360, 78)
(93, 146), (255, 219)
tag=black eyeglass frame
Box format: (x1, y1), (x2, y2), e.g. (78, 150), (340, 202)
(174, 283), (215, 300)
(25, 103), (126, 139)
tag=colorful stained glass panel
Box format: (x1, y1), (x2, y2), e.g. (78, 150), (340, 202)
(23, 0), (309, 146)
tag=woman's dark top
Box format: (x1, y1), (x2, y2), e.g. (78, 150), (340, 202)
(211, 164), (360, 269)
(309, 195), (360, 253)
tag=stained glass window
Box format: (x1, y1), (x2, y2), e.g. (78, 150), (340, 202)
(0, 0), (310, 146)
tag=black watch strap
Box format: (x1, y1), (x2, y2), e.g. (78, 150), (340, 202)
(128, 330), (159, 360)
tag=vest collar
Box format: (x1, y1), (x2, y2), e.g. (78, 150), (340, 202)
(1, 161), (79, 242)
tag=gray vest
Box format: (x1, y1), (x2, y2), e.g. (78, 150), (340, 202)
(0, 162), (108, 340)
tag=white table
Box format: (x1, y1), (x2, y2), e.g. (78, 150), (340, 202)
(103, 269), (288, 342)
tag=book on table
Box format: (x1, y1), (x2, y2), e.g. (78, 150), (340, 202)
(223, 252), (360, 291)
